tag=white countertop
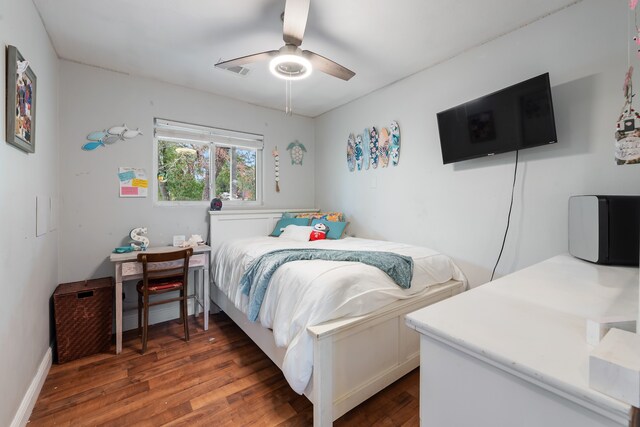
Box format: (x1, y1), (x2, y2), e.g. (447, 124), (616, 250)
(405, 254), (638, 422)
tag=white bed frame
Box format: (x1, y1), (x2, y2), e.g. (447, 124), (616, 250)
(209, 209), (465, 426)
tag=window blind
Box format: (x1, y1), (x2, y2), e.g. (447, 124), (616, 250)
(154, 119), (264, 150)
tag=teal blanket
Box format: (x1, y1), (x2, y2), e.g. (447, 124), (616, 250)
(240, 249), (414, 322)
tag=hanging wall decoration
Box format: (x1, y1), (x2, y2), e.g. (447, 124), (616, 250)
(6, 45), (37, 153)
(363, 128), (371, 170)
(614, 2), (640, 164)
(82, 124), (143, 151)
(273, 146), (281, 192)
(369, 127), (379, 169)
(347, 133), (356, 172)
(614, 67), (640, 164)
(346, 121), (400, 172)
(286, 140), (307, 165)
(355, 134), (364, 171)
(390, 120), (401, 166)
(379, 127), (390, 168)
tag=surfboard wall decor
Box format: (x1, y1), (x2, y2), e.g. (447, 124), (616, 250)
(345, 121), (399, 171)
(347, 133), (356, 172)
(363, 128), (371, 170)
(390, 120), (401, 166)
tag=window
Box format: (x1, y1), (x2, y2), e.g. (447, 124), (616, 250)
(154, 119), (263, 205)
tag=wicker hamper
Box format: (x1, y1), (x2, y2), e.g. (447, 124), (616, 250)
(54, 277), (114, 363)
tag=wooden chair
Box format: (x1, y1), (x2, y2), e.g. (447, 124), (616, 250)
(136, 248), (193, 354)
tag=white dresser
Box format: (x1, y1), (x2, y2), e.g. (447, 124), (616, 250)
(406, 254), (638, 427)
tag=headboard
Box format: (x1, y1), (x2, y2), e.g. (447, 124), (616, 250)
(208, 208), (319, 253)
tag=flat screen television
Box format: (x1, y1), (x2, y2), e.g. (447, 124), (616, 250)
(437, 73), (557, 164)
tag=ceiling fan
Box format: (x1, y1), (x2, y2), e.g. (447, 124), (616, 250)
(215, 0), (355, 81)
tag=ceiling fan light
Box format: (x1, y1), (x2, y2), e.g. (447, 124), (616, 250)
(269, 54), (312, 81)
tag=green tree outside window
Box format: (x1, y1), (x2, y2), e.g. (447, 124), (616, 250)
(158, 140), (257, 202)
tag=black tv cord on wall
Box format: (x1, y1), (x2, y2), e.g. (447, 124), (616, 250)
(490, 150), (519, 282)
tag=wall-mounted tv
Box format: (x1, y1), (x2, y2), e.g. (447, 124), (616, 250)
(437, 73), (557, 164)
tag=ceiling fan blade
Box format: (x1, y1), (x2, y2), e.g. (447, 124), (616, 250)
(302, 50), (355, 81)
(215, 50), (278, 69)
(283, 0), (310, 46)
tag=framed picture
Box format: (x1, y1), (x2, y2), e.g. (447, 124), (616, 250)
(6, 45), (36, 153)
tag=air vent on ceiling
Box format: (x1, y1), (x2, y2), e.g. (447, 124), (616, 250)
(224, 65), (250, 76)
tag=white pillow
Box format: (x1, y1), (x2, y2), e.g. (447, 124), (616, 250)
(279, 225), (313, 242)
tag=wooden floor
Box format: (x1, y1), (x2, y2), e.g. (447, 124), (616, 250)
(30, 313), (419, 426)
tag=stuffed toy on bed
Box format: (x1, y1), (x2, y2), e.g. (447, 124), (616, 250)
(309, 222), (330, 241)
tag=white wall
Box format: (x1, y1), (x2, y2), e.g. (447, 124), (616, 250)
(314, 0), (640, 287)
(0, 1), (60, 425)
(58, 61), (315, 324)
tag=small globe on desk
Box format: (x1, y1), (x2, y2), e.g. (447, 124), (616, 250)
(210, 198), (222, 211)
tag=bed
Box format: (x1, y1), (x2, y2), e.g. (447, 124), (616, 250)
(209, 209), (467, 426)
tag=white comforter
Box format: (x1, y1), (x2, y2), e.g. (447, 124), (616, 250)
(212, 236), (467, 394)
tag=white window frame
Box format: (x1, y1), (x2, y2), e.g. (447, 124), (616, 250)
(153, 118), (263, 207)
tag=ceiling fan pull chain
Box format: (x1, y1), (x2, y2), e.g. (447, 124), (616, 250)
(289, 80), (293, 116)
(285, 79), (293, 116)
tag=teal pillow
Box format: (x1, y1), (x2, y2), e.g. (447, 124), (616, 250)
(270, 218), (309, 236)
(311, 219), (348, 240)
(281, 212), (296, 219)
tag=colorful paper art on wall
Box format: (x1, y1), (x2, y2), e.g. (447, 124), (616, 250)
(118, 167), (148, 197)
(286, 140), (307, 165)
(347, 133), (356, 172)
(83, 124), (143, 151)
(273, 147), (281, 192)
(347, 121), (401, 172)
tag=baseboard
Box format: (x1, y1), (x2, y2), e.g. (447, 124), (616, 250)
(11, 347), (52, 427)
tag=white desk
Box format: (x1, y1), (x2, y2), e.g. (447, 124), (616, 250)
(109, 245), (211, 354)
(406, 254), (638, 426)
